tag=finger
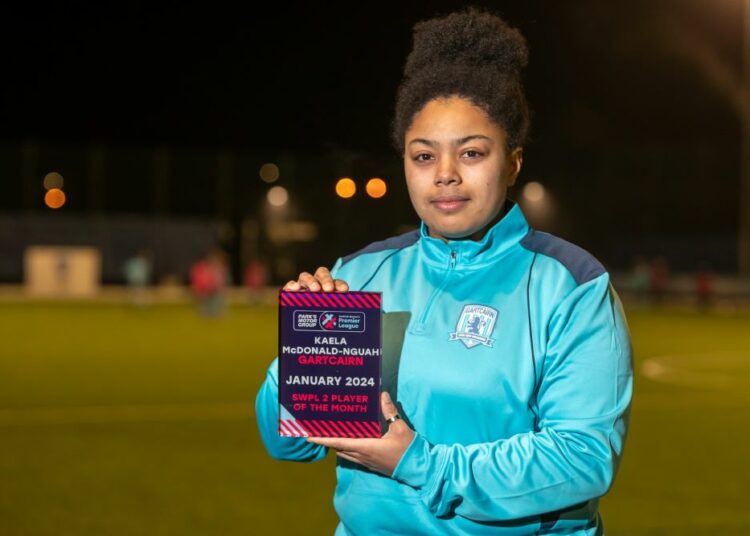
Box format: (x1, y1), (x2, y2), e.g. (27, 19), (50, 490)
(335, 451), (362, 465)
(298, 272), (321, 291)
(381, 391), (399, 421)
(306, 437), (341, 448)
(307, 437), (362, 451)
(283, 280), (301, 291)
(314, 267), (335, 292)
(334, 279), (349, 292)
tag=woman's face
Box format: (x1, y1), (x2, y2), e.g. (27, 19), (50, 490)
(403, 96), (522, 242)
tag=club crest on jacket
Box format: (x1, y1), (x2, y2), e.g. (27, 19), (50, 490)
(449, 304), (498, 348)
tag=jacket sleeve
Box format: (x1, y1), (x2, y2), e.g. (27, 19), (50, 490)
(390, 272), (633, 521)
(255, 356), (329, 462)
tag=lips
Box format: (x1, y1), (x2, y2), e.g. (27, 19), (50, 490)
(431, 195), (469, 212)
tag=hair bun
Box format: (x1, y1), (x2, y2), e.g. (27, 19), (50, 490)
(404, 7), (528, 79)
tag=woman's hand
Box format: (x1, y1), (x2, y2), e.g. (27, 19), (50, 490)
(307, 392), (414, 477)
(283, 267), (349, 292)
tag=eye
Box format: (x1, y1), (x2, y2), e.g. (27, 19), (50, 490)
(462, 149), (484, 158)
(413, 153), (433, 162)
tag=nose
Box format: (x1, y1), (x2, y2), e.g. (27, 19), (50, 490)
(434, 156), (461, 186)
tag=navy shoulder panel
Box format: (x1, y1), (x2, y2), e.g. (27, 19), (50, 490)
(341, 230), (420, 267)
(520, 229), (605, 286)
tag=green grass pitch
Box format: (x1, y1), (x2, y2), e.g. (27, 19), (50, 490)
(0, 301), (749, 535)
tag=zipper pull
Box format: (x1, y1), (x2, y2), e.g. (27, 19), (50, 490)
(450, 250), (457, 268)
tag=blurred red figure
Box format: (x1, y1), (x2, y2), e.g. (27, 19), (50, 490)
(649, 256), (669, 305)
(190, 249), (229, 317)
(243, 258), (269, 304)
(695, 264), (714, 311)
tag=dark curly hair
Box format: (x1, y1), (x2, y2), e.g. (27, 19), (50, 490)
(391, 7), (530, 154)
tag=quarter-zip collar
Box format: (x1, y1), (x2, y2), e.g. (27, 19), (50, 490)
(419, 200), (530, 269)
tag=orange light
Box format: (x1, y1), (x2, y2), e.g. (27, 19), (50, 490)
(366, 178), (387, 199)
(45, 188), (66, 209)
(43, 171), (64, 190)
(523, 181), (545, 202)
(335, 178), (356, 199)
(259, 163), (280, 183)
(267, 186), (289, 207)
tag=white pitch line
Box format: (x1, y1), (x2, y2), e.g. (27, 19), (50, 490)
(640, 351), (750, 391)
(0, 402), (253, 426)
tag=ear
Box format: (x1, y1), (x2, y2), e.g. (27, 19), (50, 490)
(505, 147), (523, 187)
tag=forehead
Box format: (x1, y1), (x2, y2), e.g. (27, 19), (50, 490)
(407, 96), (504, 143)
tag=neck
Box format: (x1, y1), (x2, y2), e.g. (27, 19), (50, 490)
(467, 204), (508, 242)
(430, 200), (511, 243)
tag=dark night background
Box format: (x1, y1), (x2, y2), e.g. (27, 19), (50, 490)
(0, 0), (745, 282)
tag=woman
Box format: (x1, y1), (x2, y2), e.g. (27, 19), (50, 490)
(256, 7), (632, 535)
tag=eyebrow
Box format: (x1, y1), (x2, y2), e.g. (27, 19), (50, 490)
(407, 134), (492, 147)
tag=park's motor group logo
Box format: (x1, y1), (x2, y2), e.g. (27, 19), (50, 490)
(293, 311), (365, 333)
(449, 304), (498, 348)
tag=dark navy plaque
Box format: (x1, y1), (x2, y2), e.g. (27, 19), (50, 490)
(278, 290), (382, 438)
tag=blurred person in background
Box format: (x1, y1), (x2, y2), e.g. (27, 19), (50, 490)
(190, 249), (230, 317)
(695, 262), (714, 312)
(649, 256), (669, 306)
(256, 7), (633, 535)
(122, 249), (153, 308)
(628, 255), (650, 305)
(243, 256), (269, 305)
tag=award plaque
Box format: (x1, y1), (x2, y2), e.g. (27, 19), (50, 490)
(278, 290), (382, 438)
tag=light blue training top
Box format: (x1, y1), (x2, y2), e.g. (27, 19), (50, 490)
(256, 201), (633, 535)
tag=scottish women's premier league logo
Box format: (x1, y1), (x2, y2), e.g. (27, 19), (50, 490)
(319, 312), (338, 330)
